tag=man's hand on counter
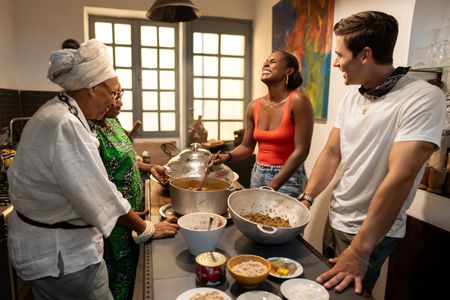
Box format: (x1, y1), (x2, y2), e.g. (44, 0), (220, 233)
(316, 246), (368, 294)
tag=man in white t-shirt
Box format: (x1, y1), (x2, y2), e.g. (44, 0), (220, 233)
(298, 11), (446, 295)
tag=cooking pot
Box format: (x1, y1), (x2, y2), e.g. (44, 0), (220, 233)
(170, 177), (235, 215)
(228, 188), (310, 245)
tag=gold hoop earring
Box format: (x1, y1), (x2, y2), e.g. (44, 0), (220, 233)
(285, 74), (289, 86)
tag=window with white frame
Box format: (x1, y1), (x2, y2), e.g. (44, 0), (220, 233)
(186, 18), (252, 142)
(89, 16), (179, 138)
(89, 16), (252, 141)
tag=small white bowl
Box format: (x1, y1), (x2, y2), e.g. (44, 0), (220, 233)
(237, 291), (281, 300)
(178, 212), (227, 256)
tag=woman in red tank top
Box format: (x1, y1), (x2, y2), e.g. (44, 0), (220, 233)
(211, 51), (314, 198)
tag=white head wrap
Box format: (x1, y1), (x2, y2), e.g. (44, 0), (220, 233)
(47, 39), (116, 91)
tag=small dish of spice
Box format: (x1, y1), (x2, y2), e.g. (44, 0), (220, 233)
(267, 257), (303, 279)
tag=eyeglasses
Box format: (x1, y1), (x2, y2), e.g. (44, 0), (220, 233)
(102, 83), (124, 101)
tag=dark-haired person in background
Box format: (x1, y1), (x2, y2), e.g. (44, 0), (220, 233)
(299, 11), (446, 295)
(211, 51), (313, 197)
(61, 38), (81, 50)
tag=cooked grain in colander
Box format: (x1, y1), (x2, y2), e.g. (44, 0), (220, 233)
(243, 213), (291, 227)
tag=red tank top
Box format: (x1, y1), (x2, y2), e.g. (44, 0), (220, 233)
(253, 91), (296, 166)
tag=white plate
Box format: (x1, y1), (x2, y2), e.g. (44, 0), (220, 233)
(176, 287), (231, 300)
(159, 203), (175, 218)
(280, 278), (329, 300)
(159, 203), (232, 221)
(267, 257), (303, 279)
(237, 290), (282, 300)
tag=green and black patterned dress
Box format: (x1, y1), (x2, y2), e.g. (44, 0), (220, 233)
(89, 118), (143, 300)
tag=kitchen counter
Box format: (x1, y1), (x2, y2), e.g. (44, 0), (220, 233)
(406, 189), (450, 232)
(136, 180), (365, 300)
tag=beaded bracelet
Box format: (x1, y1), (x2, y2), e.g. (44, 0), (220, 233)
(132, 220), (155, 244)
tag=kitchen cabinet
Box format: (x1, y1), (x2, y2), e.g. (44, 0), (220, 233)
(385, 215), (450, 300)
(0, 214), (14, 300)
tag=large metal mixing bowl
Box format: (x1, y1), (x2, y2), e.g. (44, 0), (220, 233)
(228, 188), (310, 245)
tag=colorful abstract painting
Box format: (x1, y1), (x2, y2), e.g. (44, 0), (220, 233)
(273, 0), (334, 120)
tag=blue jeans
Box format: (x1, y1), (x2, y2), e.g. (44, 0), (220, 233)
(250, 161), (307, 198)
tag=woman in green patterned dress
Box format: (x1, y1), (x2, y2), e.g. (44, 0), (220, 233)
(89, 84), (178, 300)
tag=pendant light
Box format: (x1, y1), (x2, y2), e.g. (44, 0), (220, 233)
(146, 0), (201, 22)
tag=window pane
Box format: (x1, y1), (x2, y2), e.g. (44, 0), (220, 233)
(143, 112), (159, 131)
(220, 79), (243, 99)
(121, 90), (133, 110)
(160, 112), (176, 131)
(160, 92), (175, 110)
(142, 91), (158, 110)
(193, 32), (203, 54)
(193, 55), (218, 76)
(221, 34), (245, 56)
(160, 71), (175, 90)
(194, 78), (203, 98)
(95, 22), (112, 43)
(159, 27), (174, 47)
(141, 48), (157, 68)
(220, 57), (244, 77)
(159, 49), (175, 69)
(220, 121), (243, 140)
(117, 112), (133, 131)
(116, 69), (132, 89)
(141, 26), (157, 46)
(115, 46), (132, 67)
(193, 56), (203, 76)
(203, 100), (218, 120)
(114, 24), (131, 44)
(204, 121), (218, 140)
(193, 99), (203, 119)
(220, 101), (243, 119)
(204, 78), (218, 98)
(203, 33), (219, 54)
(203, 56), (218, 76)
(142, 70), (158, 89)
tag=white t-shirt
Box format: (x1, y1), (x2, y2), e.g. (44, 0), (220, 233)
(332, 74), (446, 238)
(7, 95), (131, 280)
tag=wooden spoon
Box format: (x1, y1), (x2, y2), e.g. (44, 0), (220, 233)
(196, 151), (221, 191)
(196, 165), (212, 191)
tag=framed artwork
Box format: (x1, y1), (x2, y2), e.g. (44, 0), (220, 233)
(272, 0), (334, 120)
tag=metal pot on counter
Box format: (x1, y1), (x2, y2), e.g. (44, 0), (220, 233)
(170, 177), (235, 215)
(228, 188), (310, 245)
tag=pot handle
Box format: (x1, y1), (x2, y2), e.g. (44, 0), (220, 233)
(227, 186), (242, 192)
(256, 224), (278, 234)
(259, 186), (274, 191)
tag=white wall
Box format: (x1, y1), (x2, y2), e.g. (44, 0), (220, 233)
(11, 0), (255, 91)
(409, 0), (450, 66)
(0, 0), (18, 89)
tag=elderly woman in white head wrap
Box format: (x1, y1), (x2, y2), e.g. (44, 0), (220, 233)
(7, 39), (178, 300)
